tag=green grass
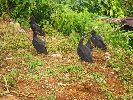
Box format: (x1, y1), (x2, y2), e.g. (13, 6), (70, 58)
(2, 68), (18, 88)
(37, 96), (45, 100)
(59, 65), (83, 74)
(24, 53), (44, 73)
(105, 91), (117, 100)
(88, 72), (106, 85)
(45, 67), (58, 77)
(0, 28), (31, 50)
(49, 94), (55, 100)
(45, 64), (84, 82)
(16, 53), (46, 80)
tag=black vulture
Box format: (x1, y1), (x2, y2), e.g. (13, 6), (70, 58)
(30, 15), (46, 37)
(77, 36), (93, 63)
(90, 30), (107, 50)
(32, 31), (48, 54)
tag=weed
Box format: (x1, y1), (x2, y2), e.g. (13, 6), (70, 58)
(15, 53), (45, 80)
(23, 53), (33, 60)
(88, 72), (106, 85)
(27, 59), (44, 73)
(49, 94), (55, 100)
(108, 47), (133, 84)
(4, 68), (18, 88)
(45, 64), (84, 82)
(105, 91), (117, 100)
(45, 68), (58, 77)
(59, 65), (83, 74)
(51, 9), (98, 35)
(57, 64), (84, 82)
(27, 72), (45, 81)
(121, 95), (129, 100)
(23, 53), (44, 74)
(0, 25), (31, 50)
(47, 35), (76, 53)
(37, 96), (45, 100)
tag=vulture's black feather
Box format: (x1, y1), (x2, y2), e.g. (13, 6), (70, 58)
(90, 30), (107, 50)
(30, 15), (46, 37)
(77, 36), (93, 63)
(32, 31), (48, 54)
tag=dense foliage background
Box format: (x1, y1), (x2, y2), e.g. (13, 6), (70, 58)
(1, 0), (132, 47)
(0, 0), (133, 30)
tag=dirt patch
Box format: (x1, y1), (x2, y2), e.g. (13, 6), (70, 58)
(11, 79), (46, 100)
(56, 81), (106, 100)
(0, 94), (19, 100)
(86, 65), (126, 96)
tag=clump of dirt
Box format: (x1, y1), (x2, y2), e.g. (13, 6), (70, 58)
(56, 81), (106, 100)
(0, 94), (19, 100)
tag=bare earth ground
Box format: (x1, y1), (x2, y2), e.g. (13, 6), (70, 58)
(0, 20), (129, 100)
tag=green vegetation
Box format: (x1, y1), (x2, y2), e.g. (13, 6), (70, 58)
(0, 0), (133, 32)
(4, 68), (18, 87)
(0, 0), (133, 99)
(88, 72), (106, 85)
(0, 24), (31, 50)
(45, 64), (84, 82)
(23, 53), (44, 74)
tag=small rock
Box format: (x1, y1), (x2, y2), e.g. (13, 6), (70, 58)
(0, 74), (2, 80)
(7, 68), (11, 72)
(17, 28), (26, 33)
(2, 94), (18, 100)
(14, 22), (20, 28)
(23, 67), (27, 71)
(9, 22), (14, 26)
(69, 89), (73, 91)
(58, 82), (66, 86)
(51, 54), (62, 58)
(52, 37), (56, 40)
(90, 83), (93, 86)
(5, 57), (13, 60)
(105, 52), (111, 60)
(42, 85), (45, 88)
(45, 80), (48, 83)
(110, 71), (115, 74)
(51, 88), (54, 91)
(12, 22), (26, 33)
(113, 68), (120, 72)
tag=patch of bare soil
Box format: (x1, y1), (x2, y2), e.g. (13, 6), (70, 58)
(56, 81), (106, 100)
(12, 80), (46, 100)
(0, 94), (19, 100)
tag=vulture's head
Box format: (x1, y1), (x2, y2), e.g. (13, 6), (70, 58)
(30, 15), (36, 23)
(91, 29), (97, 36)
